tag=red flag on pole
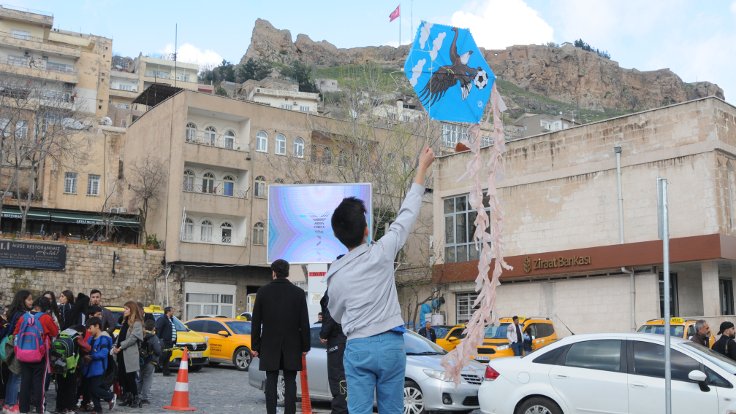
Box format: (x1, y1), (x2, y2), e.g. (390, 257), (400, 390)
(389, 4), (400, 22)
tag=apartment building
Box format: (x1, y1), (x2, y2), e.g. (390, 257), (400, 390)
(122, 88), (432, 319)
(421, 97), (736, 334)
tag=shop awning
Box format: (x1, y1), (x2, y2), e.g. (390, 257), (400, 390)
(1, 207), (50, 220)
(1, 207), (139, 228)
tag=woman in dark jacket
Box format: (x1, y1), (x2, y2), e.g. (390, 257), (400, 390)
(58, 290), (75, 329)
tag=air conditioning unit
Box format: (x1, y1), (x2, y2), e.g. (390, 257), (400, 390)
(109, 207), (127, 214)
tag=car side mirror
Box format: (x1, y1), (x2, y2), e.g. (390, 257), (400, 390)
(217, 330), (230, 337)
(688, 370), (709, 392)
(448, 336), (459, 342)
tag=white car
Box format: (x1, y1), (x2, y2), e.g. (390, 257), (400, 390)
(478, 332), (736, 414)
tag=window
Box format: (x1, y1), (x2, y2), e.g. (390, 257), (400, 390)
(64, 172), (78, 194)
(535, 323), (555, 338)
(564, 340), (622, 372)
(456, 292), (478, 324)
(293, 137), (304, 158)
(183, 170), (195, 192)
(442, 123), (469, 147)
(222, 175), (235, 197)
(481, 136), (492, 147)
(274, 178), (284, 184)
(254, 176), (266, 198)
(253, 222), (265, 245)
(200, 220), (213, 242)
(186, 320), (205, 331)
(0, 118), (9, 137)
(87, 174), (100, 196)
(202, 172), (215, 194)
(275, 133), (286, 155)
(632, 341), (701, 382)
(185, 122), (197, 142)
(224, 130), (235, 149)
(256, 131), (268, 152)
(338, 151), (348, 167)
(11, 30), (31, 40)
(299, 105), (310, 112)
(15, 120), (27, 139)
(310, 144), (318, 162)
(659, 272), (679, 317)
(185, 291), (235, 319)
(533, 345), (570, 365)
(322, 147), (332, 165)
(183, 218), (194, 241)
(204, 126), (216, 146)
(280, 103), (293, 110)
(444, 193), (491, 262)
(221, 222), (232, 244)
(720, 278), (734, 315)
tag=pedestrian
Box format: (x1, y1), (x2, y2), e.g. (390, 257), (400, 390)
(41, 291), (61, 330)
(2, 290), (33, 414)
(138, 318), (161, 405)
(54, 324), (87, 414)
(506, 316), (524, 356)
(112, 301), (143, 408)
(82, 317), (116, 413)
(14, 296), (59, 414)
(88, 290), (117, 337)
(154, 307), (177, 377)
(319, 291), (347, 414)
(66, 293), (90, 331)
(316, 312), (323, 324)
(418, 320), (437, 343)
(0, 305), (9, 408)
(251, 259), (311, 414)
(325, 147), (434, 414)
(712, 321), (736, 359)
(690, 319), (710, 346)
(58, 291), (75, 330)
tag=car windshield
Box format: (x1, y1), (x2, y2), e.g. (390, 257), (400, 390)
(108, 310), (124, 328)
(433, 326), (450, 338)
(637, 324), (685, 338)
(485, 323), (510, 339)
(681, 342), (736, 375)
(151, 313), (189, 332)
(405, 331), (446, 355)
(226, 321), (252, 335)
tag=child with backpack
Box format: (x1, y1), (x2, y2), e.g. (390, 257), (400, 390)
(52, 325), (86, 414)
(83, 317), (116, 413)
(13, 296), (58, 414)
(137, 319), (161, 405)
(2, 290), (32, 414)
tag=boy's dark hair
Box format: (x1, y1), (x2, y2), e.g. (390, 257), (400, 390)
(144, 319), (156, 331)
(270, 259), (289, 278)
(86, 316), (102, 328)
(33, 296), (51, 312)
(87, 305), (103, 316)
(331, 197), (367, 248)
(90, 289), (101, 296)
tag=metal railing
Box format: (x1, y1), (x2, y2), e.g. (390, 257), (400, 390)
(182, 181), (248, 199)
(5, 56), (77, 74)
(180, 223), (245, 246)
(185, 130), (243, 151)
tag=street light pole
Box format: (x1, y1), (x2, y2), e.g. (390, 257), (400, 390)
(658, 177), (671, 414)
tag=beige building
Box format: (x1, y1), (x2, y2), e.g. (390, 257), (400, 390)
(422, 97), (736, 335)
(122, 87), (432, 319)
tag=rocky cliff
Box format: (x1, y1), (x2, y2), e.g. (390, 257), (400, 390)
(243, 19), (724, 113)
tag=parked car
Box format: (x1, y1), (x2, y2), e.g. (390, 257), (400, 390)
(434, 324), (466, 352)
(143, 305), (210, 371)
(474, 316), (557, 362)
(638, 317), (716, 347)
(478, 332), (736, 414)
(249, 326), (484, 413)
(185, 317), (253, 370)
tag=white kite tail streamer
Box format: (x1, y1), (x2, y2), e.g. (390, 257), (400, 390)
(441, 83), (512, 383)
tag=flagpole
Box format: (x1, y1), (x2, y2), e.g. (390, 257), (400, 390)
(399, 3), (402, 46)
(410, 0), (413, 39)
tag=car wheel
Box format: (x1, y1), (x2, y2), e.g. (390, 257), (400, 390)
(208, 361), (220, 367)
(233, 347), (252, 371)
(403, 380), (425, 414)
(515, 397), (562, 414)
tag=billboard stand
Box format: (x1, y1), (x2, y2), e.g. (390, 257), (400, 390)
(306, 263), (328, 323)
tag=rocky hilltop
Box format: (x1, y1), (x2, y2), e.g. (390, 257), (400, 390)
(243, 18), (724, 113)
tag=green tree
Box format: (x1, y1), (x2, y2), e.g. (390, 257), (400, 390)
(238, 58), (272, 83)
(280, 60), (319, 93)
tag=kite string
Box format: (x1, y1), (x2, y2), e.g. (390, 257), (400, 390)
(441, 82), (511, 383)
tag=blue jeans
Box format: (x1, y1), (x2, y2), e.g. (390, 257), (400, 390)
(344, 331), (405, 414)
(511, 342), (523, 356)
(5, 371), (20, 405)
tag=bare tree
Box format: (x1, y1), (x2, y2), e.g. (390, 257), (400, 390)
(128, 155), (167, 241)
(0, 75), (89, 235)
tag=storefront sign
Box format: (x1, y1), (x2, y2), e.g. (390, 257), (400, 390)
(0, 240), (66, 270)
(523, 255), (591, 273)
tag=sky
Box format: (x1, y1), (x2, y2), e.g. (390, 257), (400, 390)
(4, 0), (735, 103)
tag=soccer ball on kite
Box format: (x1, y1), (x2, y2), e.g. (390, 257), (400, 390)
(474, 69), (489, 90)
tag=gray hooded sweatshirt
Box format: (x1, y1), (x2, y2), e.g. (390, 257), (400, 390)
(326, 183), (424, 340)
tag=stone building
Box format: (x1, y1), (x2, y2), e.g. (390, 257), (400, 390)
(421, 97), (736, 334)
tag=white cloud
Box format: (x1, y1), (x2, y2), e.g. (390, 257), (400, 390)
(731, 1), (736, 15)
(429, 32), (446, 61)
(410, 58), (426, 86)
(450, 0), (554, 49)
(160, 43), (223, 70)
(419, 22), (433, 49)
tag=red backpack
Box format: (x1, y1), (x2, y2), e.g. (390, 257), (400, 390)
(14, 312), (47, 363)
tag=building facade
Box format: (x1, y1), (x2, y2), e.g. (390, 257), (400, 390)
(423, 97), (736, 334)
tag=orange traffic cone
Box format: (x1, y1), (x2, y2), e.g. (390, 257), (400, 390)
(164, 348), (197, 411)
(300, 353), (312, 414)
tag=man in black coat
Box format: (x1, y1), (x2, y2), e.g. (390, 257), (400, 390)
(154, 306), (178, 376)
(319, 291), (347, 414)
(251, 259), (311, 414)
(418, 320), (437, 343)
(713, 321), (736, 360)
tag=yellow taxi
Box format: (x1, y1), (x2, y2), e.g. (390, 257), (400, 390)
(434, 324), (467, 352)
(184, 317), (253, 371)
(474, 316), (557, 362)
(637, 317), (716, 347)
(104, 305), (211, 372)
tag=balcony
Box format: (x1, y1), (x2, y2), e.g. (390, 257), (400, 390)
(0, 30), (81, 59)
(0, 56), (78, 83)
(176, 240), (249, 265)
(185, 130), (245, 152)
